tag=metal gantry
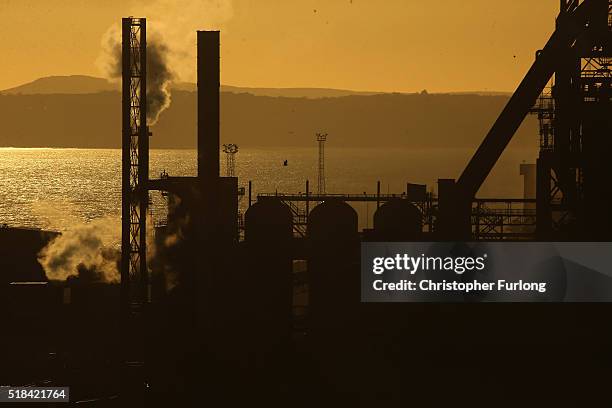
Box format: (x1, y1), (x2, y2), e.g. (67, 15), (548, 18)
(121, 16), (149, 382)
(534, 0), (612, 239)
(529, 89), (555, 150)
(471, 199), (537, 240)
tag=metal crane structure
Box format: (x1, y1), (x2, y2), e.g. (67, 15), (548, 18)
(535, 0), (612, 240)
(447, 0), (612, 240)
(222, 143), (239, 177)
(316, 133), (327, 195)
(120, 16), (149, 394)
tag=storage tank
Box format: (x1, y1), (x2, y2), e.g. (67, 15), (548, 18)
(244, 198), (294, 349)
(307, 199), (361, 393)
(373, 199), (422, 241)
(307, 199), (359, 330)
(245, 198), (293, 243)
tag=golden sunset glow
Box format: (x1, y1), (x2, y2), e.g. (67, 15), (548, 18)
(1, 0), (559, 92)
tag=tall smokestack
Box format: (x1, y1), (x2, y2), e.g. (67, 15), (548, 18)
(197, 31), (220, 180)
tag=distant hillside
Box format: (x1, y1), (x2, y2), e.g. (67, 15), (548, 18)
(1, 75), (511, 99)
(1, 75), (384, 98)
(1, 75), (118, 95)
(445, 91), (513, 97)
(220, 85), (384, 98)
(173, 82), (385, 98)
(0, 90), (538, 150)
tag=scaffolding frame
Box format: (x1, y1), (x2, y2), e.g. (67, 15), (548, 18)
(120, 17), (149, 386)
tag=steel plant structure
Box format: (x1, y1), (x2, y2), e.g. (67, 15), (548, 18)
(120, 17), (149, 391)
(533, 0), (612, 239)
(260, 0), (612, 242)
(119, 2), (612, 310)
(442, 0), (612, 241)
(111, 1), (612, 403)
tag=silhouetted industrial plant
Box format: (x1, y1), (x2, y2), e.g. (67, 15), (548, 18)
(2, 1), (612, 405)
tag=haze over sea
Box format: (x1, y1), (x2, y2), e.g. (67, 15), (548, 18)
(0, 147), (536, 231)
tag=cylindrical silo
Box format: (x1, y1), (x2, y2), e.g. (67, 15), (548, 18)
(307, 199), (359, 329)
(307, 199), (360, 394)
(373, 199), (422, 241)
(244, 198), (294, 348)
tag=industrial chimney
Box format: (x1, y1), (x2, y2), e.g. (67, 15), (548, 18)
(197, 31), (220, 180)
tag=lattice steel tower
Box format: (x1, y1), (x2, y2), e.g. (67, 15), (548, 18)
(121, 17), (148, 386)
(222, 143), (239, 177)
(317, 133), (327, 195)
(534, 0), (612, 239)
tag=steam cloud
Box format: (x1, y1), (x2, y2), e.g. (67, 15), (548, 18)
(147, 38), (175, 125)
(98, 29), (175, 125)
(35, 203), (157, 284)
(38, 217), (121, 283)
(97, 0), (233, 125)
(129, 0), (234, 82)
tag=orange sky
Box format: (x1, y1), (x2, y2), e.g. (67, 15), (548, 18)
(0, 0), (560, 92)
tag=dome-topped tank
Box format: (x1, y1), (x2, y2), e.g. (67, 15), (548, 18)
(244, 198), (293, 350)
(308, 199), (358, 240)
(245, 198), (293, 242)
(373, 199), (422, 240)
(307, 199), (359, 332)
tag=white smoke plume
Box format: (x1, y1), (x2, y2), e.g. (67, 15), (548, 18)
(33, 201), (157, 284)
(97, 27), (176, 126)
(97, 0), (233, 124)
(128, 0), (234, 83)
(38, 217), (121, 283)
(146, 36), (175, 125)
